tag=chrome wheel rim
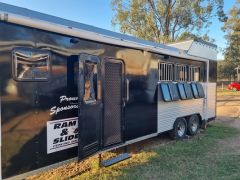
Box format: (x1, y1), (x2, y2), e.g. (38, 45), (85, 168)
(191, 118), (198, 132)
(177, 121), (185, 137)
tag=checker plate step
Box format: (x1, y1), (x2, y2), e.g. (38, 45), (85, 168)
(101, 153), (131, 167)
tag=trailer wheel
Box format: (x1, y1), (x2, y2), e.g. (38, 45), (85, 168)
(170, 118), (187, 140)
(187, 115), (199, 136)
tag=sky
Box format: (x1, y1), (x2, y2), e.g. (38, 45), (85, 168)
(0, 0), (236, 60)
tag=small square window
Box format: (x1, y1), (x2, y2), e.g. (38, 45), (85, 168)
(160, 83), (171, 102)
(12, 47), (51, 81)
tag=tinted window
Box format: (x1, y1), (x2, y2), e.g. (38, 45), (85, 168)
(168, 83), (179, 101)
(160, 83), (171, 102)
(177, 83), (187, 100)
(196, 83), (205, 98)
(84, 61), (98, 103)
(184, 83), (193, 99)
(191, 83), (199, 98)
(12, 48), (50, 81)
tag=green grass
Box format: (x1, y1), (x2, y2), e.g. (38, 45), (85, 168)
(73, 123), (240, 180)
(217, 88), (240, 97)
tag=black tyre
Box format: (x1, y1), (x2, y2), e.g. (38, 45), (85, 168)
(187, 114), (200, 136)
(170, 118), (187, 140)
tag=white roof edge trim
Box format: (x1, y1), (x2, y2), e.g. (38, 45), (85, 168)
(168, 40), (193, 45)
(0, 10), (208, 62)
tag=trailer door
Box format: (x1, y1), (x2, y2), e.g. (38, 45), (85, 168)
(78, 54), (101, 159)
(102, 58), (124, 147)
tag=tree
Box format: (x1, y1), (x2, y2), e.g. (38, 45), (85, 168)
(112, 0), (226, 43)
(217, 59), (236, 81)
(223, 0), (240, 71)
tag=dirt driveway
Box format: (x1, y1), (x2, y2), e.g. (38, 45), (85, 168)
(217, 95), (240, 129)
(217, 93), (240, 152)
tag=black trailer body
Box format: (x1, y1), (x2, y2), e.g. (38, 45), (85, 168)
(0, 3), (217, 179)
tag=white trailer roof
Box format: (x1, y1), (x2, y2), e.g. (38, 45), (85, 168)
(0, 2), (216, 62)
(168, 39), (217, 60)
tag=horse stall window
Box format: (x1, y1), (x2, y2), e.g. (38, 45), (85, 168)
(196, 83), (205, 98)
(183, 83), (194, 99)
(177, 83), (187, 100)
(175, 64), (187, 81)
(189, 66), (200, 82)
(158, 62), (174, 81)
(83, 60), (97, 103)
(160, 83), (172, 102)
(168, 83), (180, 101)
(191, 83), (199, 98)
(12, 47), (50, 81)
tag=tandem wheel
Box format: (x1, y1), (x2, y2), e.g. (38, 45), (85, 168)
(187, 114), (200, 136)
(169, 117), (187, 140)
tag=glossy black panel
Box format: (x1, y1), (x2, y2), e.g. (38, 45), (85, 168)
(0, 21), (214, 178)
(78, 54), (101, 159)
(209, 60), (217, 82)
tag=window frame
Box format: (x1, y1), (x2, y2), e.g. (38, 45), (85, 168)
(79, 53), (100, 104)
(175, 64), (188, 82)
(189, 66), (200, 82)
(12, 47), (51, 82)
(158, 62), (174, 81)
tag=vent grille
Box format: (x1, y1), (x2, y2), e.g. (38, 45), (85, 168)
(103, 61), (122, 146)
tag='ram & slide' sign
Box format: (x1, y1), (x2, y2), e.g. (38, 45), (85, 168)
(47, 117), (78, 154)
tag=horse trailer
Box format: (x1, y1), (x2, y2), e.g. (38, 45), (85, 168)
(0, 3), (217, 179)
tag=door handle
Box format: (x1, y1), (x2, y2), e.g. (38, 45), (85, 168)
(126, 78), (129, 102)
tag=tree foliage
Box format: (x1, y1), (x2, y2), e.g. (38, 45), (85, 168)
(112, 0), (226, 43)
(217, 59), (236, 80)
(223, 0), (240, 68)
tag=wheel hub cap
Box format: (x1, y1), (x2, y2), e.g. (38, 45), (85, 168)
(177, 122), (185, 137)
(191, 118), (198, 132)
